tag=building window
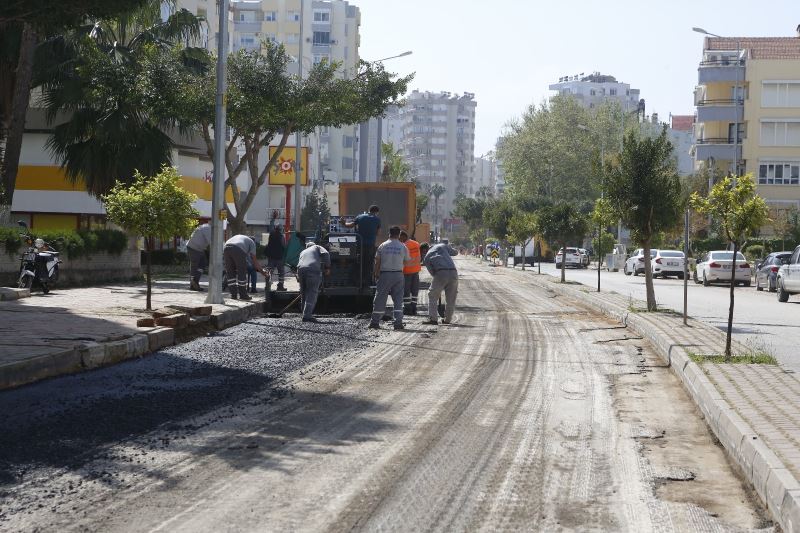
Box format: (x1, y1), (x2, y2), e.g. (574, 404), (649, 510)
(590, 89), (596, 96)
(342, 157), (354, 170)
(264, 11), (276, 21)
(313, 10), (331, 22)
(312, 31), (330, 45)
(287, 11), (300, 21)
(343, 136), (354, 148)
(761, 121), (800, 146)
(239, 11), (255, 22)
(609, 88), (617, 96)
(286, 33), (299, 44)
(239, 33), (256, 46)
(762, 82), (800, 107)
(313, 54), (329, 65)
(759, 162), (800, 185)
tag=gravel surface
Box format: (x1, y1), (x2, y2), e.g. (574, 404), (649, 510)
(0, 313), (375, 513)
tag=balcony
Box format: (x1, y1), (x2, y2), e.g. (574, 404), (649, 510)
(696, 99), (742, 123)
(234, 21), (262, 33)
(697, 59), (744, 84)
(694, 138), (738, 161)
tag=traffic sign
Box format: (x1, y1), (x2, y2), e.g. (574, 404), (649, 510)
(490, 249), (499, 259)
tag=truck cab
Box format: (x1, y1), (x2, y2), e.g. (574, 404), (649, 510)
(777, 245), (800, 302)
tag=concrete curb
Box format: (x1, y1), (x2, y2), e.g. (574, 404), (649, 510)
(0, 300), (263, 390)
(0, 287), (30, 301)
(522, 271), (799, 532)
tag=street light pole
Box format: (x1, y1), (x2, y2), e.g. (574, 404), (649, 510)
(206, 0), (229, 305)
(293, 0), (304, 234)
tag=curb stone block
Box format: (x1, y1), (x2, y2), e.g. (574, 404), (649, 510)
(767, 468), (800, 518)
(752, 439), (787, 504)
(168, 304), (212, 316)
(78, 342), (106, 368)
(0, 287), (30, 301)
(717, 409), (756, 459)
(780, 490), (800, 533)
(137, 317), (155, 327)
(147, 327), (175, 352)
(155, 313), (190, 329)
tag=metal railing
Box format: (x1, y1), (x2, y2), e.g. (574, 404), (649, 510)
(699, 59), (744, 67)
(696, 98), (743, 106)
(695, 137), (740, 145)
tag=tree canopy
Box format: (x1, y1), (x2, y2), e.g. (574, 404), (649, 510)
(537, 202), (589, 282)
(380, 142), (411, 183)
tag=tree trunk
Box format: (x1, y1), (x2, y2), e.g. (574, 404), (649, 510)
(643, 241), (657, 311)
(560, 241), (566, 283)
(145, 238), (153, 311)
(1, 23), (36, 205)
(521, 240), (526, 271)
(228, 215), (245, 236)
(726, 242), (738, 360)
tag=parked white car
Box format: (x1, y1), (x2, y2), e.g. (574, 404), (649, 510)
(555, 247), (582, 268)
(623, 248), (657, 276)
(777, 245), (800, 302)
(694, 250), (751, 287)
(651, 250), (686, 279)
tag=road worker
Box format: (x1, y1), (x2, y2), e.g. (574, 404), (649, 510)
(369, 225), (410, 330)
(223, 234), (267, 301)
(297, 242), (331, 323)
(186, 222), (211, 291)
(399, 230), (421, 315)
(423, 239), (459, 325)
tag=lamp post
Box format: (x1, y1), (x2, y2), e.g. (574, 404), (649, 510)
(693, 27), (743, 176)
(293, 0), (305, 235)
(206, 0), (229, 305)
(578, 123), (604, 292)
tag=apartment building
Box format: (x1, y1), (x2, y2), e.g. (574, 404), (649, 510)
(394, 90), (477, 227)
(693, 30), (800, 223)
(549, 72), (641, 111)
(231, 0), (361, 221)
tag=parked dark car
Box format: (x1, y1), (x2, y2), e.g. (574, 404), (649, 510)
(755, 252), (792, 292)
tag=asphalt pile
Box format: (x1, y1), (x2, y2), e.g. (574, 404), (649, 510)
(0, 314), (374, 493)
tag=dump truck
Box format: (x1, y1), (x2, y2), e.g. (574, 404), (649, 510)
(321, 183), (421, 309)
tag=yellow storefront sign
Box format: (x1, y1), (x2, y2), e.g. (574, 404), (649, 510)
(268, 146), (309, 186)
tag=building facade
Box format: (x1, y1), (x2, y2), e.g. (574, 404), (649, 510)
(693, 32), (800, 226)
(231, 0), (361, 222)
(549, 72), (641, 111)
(393, 90), (477, 228)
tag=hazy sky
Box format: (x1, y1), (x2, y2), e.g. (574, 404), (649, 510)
(356, 0), (800, 155)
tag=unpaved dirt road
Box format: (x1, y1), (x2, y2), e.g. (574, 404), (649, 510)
(1, 258), (772, 531)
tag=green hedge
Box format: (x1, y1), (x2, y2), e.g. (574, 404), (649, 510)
(142, 249), (188, 265)
(1, 227), (129, 259)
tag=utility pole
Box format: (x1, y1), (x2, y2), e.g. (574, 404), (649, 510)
(293, 0), (304, 233)
(206, 0), (229, 305)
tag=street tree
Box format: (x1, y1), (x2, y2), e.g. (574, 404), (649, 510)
(0, 0), (161, 204)
(103, 165), (198, 310)
(380, 142), (411, 183)
(33, 0), (203, 196)
(173, 42), (411, 234)
(428, 183), (446, 237)
(452, 194), (487, 237)
(300, 188), (331, 236)
(591, 197), (617, 268)
(506, 211), (538, 270)
(690, 174), (769, 359)
(606, 129), (683, 310)
(537, 202), (589, 283)
(415, 191), (429, 224)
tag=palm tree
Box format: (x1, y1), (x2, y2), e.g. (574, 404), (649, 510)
(36, 0), (204, 195)
(429, 183), (446, 239)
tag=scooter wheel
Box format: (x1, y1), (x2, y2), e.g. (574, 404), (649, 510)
(18, 276), (32, 290)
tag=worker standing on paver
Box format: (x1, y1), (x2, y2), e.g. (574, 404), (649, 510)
(265, 224), (286, 292)
(399, 230), (421, 315)
(223, 234), (267, 301)
(370, 226), (410, 330)
(186, 222), (212, 291)
(344, 205), (381, 283)
(423, 239), (459, 325)
(297, 242), (331, 323)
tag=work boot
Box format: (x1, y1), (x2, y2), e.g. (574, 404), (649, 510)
(277, 282), (286, 292)
(238, 287), (252, 301)
(368, 322), (380, 329)
(229, 291), (239, 300)
(424, 318), (438, 325)
(393, 323), (405, 330)
(189, 279), (201, 291)
(410, 303), (417, 316)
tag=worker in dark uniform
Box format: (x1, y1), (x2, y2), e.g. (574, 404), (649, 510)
(186, 222), (211, 291)
(344, 205), (381, 284)
(265, 224), (286, 291)
(423, 240), (459, 325)
(370, 225), (410, 330)
(223, 234), (267, 301)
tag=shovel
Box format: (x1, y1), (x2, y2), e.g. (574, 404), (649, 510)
(267, 294), (302, 318)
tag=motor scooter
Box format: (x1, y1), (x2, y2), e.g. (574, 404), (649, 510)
(17, 221), (62, 294)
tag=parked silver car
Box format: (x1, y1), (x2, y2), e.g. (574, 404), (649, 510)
(694, 250), (751, 287)
(623, 248), (657, 276)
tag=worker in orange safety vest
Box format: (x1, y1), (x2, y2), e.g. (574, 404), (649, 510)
(399, 230), (421, 315)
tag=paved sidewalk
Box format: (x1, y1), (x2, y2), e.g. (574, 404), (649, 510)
(0, 276), (300, 389)
(497, 262), (800, 531)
